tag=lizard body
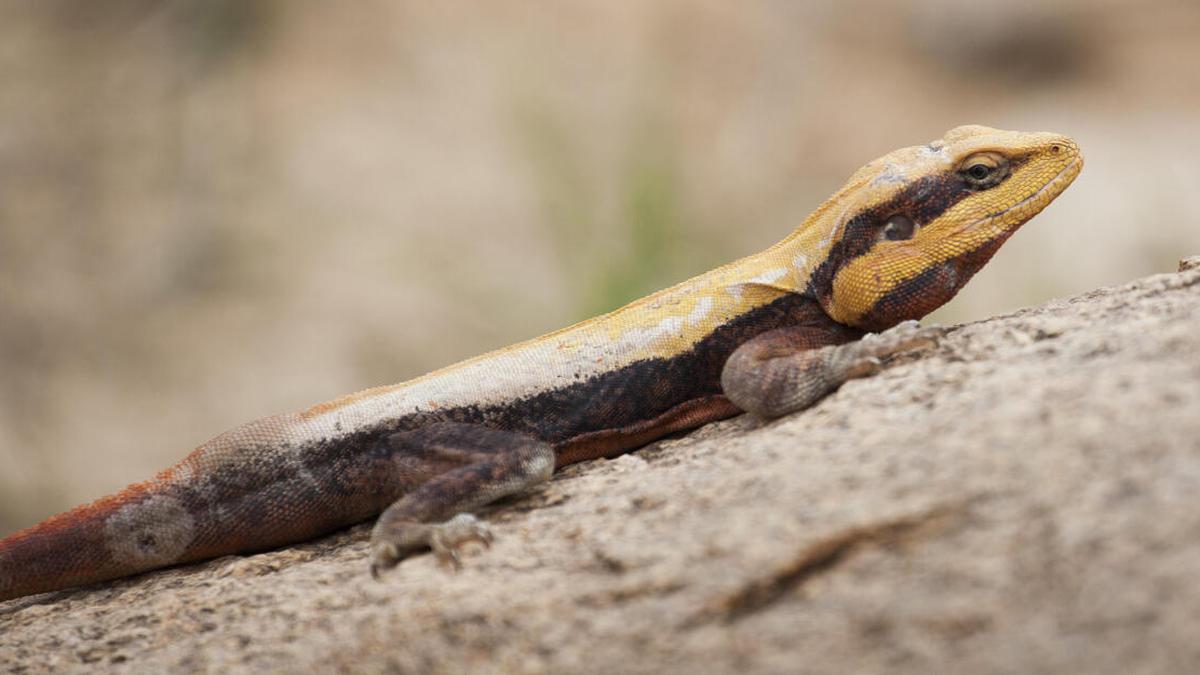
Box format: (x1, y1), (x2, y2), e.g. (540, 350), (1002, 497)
(0, 125), (1081, 601)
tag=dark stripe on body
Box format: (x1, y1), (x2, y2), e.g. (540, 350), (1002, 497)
(151, 292), (845, 562)
(442, 292), (834, 443)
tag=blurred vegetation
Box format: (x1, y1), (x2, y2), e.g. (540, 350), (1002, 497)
(519, 106), (699, 318)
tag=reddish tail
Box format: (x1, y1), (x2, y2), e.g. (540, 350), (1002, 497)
(0, 479), (176, 601)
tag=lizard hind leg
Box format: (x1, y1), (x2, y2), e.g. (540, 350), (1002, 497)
(368, 422), (554, 578)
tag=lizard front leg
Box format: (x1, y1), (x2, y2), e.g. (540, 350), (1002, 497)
(368, 422), (554, 577)
(721, 320), (945, 418)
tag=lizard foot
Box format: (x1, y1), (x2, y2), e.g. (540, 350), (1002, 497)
(369, 513), (493, 579)
(429, 513), (494, 569)
(858, 320), (945, 356)
(834, 320), (947, 379)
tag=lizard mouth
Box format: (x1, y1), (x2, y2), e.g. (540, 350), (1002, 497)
(957, 154), (1083, 237)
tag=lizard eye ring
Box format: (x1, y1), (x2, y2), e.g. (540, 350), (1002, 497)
(958, 151), (1010, 189)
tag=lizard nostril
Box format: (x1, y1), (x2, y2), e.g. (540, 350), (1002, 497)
(1050, 144), (1062, 153)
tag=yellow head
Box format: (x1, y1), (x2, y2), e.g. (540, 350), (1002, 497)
(807, 125), (1082, 331)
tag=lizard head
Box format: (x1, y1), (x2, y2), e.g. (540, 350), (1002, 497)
(809, 125), (1082, 331)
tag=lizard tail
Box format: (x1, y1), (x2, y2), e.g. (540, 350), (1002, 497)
(0, 413), (395, 602)
(0, 476), (195, 602)
(0, 415), (292, 602)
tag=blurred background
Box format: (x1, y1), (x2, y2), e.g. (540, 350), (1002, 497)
(2, 0), (1198, 533)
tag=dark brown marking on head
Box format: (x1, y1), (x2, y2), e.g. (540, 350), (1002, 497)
(853, 231), (1010, 331)
(805, 155), (1030, 311)
(806, 173), (969, 306)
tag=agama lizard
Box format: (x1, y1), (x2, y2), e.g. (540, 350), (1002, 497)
(0, 125), (1081, 602)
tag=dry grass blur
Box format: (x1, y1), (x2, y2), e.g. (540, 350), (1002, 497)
(1, 0), (1198, 533)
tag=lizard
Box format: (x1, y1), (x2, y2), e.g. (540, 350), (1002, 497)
(0, 125), (1081, 602)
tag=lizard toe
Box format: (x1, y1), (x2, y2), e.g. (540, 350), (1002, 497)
(859, 322), (947, 359)
(369, 541), (402, 580)
(429, 514), (493, 570)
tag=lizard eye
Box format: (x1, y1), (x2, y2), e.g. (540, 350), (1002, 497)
(958, 151), (1010, 189)
(881, 214), (916, 241)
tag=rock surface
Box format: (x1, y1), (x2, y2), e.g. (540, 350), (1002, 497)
(3, 259), (1200, 675)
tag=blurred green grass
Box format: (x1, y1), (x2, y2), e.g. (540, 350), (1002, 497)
(518, 107), (704, 319)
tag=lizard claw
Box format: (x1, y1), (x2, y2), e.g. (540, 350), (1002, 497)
(369, 542), (400, 580)
(860, 321), (947, 356)
(832, 322), (945, 383)
(842, 355), (883, 379)
(430, 514), (493, 571)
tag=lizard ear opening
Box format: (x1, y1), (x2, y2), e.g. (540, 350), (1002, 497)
(879, 214), (917, 241)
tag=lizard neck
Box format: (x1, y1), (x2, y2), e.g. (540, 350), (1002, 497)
(717, 200), (849, 300)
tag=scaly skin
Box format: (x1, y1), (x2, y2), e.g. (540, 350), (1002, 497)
(0, 125), (1082, 602)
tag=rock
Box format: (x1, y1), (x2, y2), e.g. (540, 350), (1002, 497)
(3, 259), (1200, 675)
